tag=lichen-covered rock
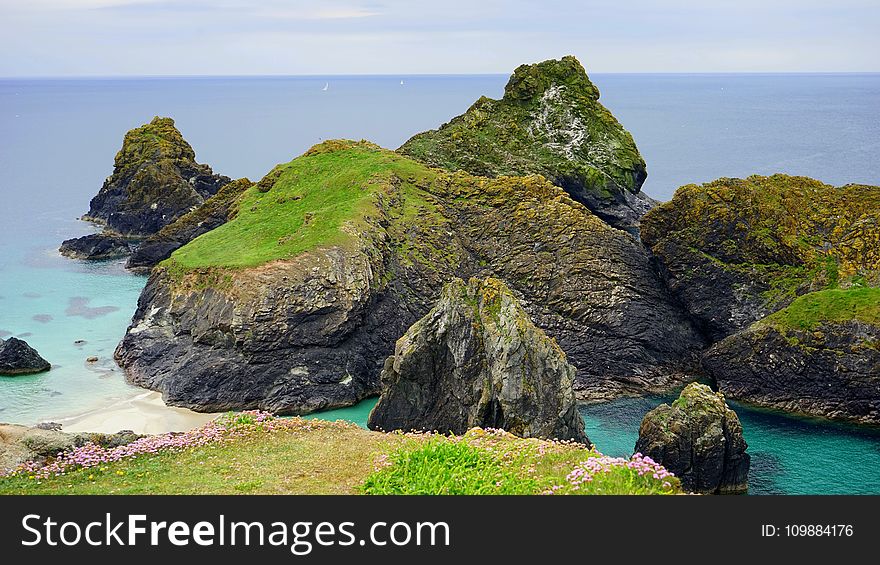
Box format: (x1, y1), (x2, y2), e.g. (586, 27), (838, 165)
(704, 288), (880, 424)
(116, 141), (702, 414)
(399, 56), (652, 233)
(635, 383), (750, 494)
(59, 232), (135, 260)
(126, 178), (252, 272)
(0, 424), (74, 472)
(83, 116), (231, 236)
(368, 278), (589, 443)
(642, 175), (880, 341)
(0, 338), (51, 376)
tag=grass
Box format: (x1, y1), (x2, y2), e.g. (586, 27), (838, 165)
(761, 287), (880, 331)
(0, 415), (679, 496)
(165, 140), (428, 273)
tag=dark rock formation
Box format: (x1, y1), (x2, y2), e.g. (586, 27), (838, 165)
(635, 383), (750, 494)
(59, 232), (135, 260)
(126, 177), (252, 272)
(703, 288), (880, 424)
(400, 56), (653, 233)
(60, 116), (231, 263)
(368, 277), (589, 443)
(641, 175), (880, 341)
(85, 116), (231, 236)
(0, 338), (51, 376)
(116, 141), (703, 415)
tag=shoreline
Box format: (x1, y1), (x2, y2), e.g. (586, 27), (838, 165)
(53, 390), (219, 435)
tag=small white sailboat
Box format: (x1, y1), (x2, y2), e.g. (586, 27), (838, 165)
(322, 82), (329, 91)
(400, 80), (404, 85)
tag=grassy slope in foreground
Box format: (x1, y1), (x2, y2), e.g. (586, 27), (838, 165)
(760, 287), (880, 332)
(165, 140), (428, 273)
(0, 414), (678, 495)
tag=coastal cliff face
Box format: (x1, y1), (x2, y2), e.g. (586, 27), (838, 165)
(399, 56), (653, 232)
(126, 178), (253, 272)
(703, 288), (880, 424)
(641, 175), (880, 341)
(116, 140), (703, 414)
(635, 383), (749, 494)
(368, 278), (589, 444)
(84, 117), (231, 236)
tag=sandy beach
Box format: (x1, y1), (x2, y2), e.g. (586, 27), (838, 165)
(58, 391), (218, 435)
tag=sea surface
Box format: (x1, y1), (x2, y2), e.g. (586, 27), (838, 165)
(1, 73), (879, 493)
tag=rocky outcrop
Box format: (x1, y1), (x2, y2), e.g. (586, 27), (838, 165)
(368, 278), (589, 443)
(0, 424), (73, 472)
(635, 383), (750, 494)
(85, 117), (231, 236)
(60, 232), (135, 260)
(399, 56), (653, 233)
(0, 424), (142, 473)
(60, 116), (231, 263)
(704, 288), (880, 424)
(642, 175), (880, 341)
(0, 338), (51, 376)
(126, 177), (252, 272)
(116, 140), (703, 415)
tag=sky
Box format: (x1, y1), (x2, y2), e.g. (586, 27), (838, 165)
(2, 0), (879, 77)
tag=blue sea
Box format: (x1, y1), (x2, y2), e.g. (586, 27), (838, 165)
(1, 73), (879, 494)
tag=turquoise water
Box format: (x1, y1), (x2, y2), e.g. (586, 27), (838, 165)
(580, 395), (880, 495)
(1, 74), (879, 493)
(303, 398), (377, 429)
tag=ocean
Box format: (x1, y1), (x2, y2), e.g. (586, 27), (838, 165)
(1, 73), (879, 494)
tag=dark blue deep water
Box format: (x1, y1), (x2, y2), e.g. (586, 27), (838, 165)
(1, 73), (879, 493)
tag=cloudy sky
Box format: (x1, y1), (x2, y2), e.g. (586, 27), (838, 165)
(2, 0), (878, 76)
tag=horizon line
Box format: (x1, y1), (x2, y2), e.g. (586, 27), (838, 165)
(3, 71), (880, 80)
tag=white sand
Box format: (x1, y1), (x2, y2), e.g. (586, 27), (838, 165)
(59, 391), (219, 435)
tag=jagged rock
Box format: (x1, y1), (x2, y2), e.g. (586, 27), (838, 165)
(126, 177), (252, 272)
(59, 232), (135, 260)
(0, 338), (51, 376)
(400, 56), (653, 233)
(635, 383), (750, 494)
(116, 140), (702, 414)
(704, 288), (880, 424)
(642, 175), (880, 341)
(82, 116), (231, 237)
(72, 430), (143, 449)
(0, 424), (74, 472)
(368, 277), (589, 443)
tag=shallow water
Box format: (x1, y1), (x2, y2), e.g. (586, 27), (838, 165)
(1, 74), (878, 493)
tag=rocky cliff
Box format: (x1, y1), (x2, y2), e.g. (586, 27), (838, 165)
(399, 56), (653, 233)
(635, 383), (749, 494)
(85, 117), (231, 235)
(642, 175), (880, 341)
(704, 287), (880, 424)
(115, 140), (703, 414)
(368, 277), (589, 443)
(126, 177), (252, 272)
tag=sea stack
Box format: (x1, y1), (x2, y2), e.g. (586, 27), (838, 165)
(635, 383), (750, 494)
(400, 55), (653, 232)
(368, 277), (589, 444)
(0, 338), (51, 376)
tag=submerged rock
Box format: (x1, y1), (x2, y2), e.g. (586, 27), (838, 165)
(635, 383), (750, 494)
(60, 232), (135, 260)
(400, 56), (653, 233)
(704, 288), (880, 424)
(642, 175), (880, 341)
(83, 117), (231, 237)
(116, 141), (702, 415)
(368, 278), (589, 443)
(0, 338), (51, 376)
(126, 177), (252, 272)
